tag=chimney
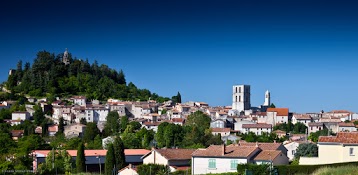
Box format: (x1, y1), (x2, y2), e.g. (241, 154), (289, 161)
(222, 144), (226, 156)
(129, 164), (132, 168)
(274, 140), (276, 143)
(255, 141), (258, 147)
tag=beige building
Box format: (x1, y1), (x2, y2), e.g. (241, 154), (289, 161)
(64, 123), (86, 138)
(242, 123), (272, 135)
(300, 132), (358, 165)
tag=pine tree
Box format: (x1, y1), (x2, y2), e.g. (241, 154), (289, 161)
(105, 143), (115, 175)
(76, 142), (85, 173)
(113, 136), (126, 171)
(58, 117), (65, 134)
(177, 91), (182, 103)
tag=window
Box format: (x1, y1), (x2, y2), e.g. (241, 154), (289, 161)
(239, 87), (241, 93)
(235, 96), (237, 102)
(292, 150), (295, 155)
(208, 159), (216, 169)
(236, 87), (237, 93)
(239, 96), (241, 102)
(350, 148), (354, 156)
(230, 160), (238, 170)
(88, 117), (90, 120)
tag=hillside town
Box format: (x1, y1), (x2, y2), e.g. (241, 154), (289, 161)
(3, 81), (358, 174)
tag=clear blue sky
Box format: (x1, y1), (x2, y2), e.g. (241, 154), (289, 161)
(1, 0), (358, 113)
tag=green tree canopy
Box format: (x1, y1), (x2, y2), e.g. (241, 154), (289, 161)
(76, 142), (85, 173)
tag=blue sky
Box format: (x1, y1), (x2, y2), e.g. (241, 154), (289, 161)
(1, 0), (358, 113)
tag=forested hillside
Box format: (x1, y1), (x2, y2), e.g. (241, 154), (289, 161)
(5, 50), (169, 102)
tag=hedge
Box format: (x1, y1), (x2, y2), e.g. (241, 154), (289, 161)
(275, 161), (358, 175)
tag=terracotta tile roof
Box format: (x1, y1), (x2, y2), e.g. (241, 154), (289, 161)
(172, 118), (185, 123)
(143, 122), (162, 126)
(308, 122), (323, 126)
(256, 112), (267, 116)
(72, 96), (86, 99)
(320, 118), (341, 123)
(254, 150), (282, 161)
(11, 130), (24, 137)
(153, 148), (196, 160)
(329, 110), (352, 114)
(294, 114), (311, 120)
(338, 122), (355, 127)
(231, 142), (283, 151)
(242, 123), (272, 128)
(211, 128), (231, 133)
(319, 132), (358, 144)
(192, 145), (259, 158)
(267, 108), (289, 116)
(273, 130), (286, 134)
(48, 125), (58, 132)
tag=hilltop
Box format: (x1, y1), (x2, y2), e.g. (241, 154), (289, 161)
(3, 50), (170, 102)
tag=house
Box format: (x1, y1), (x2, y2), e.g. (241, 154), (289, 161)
(191, 145), (261, 175)
(11, 130), (24, 140)
(142, 122), (161, 132)
(308, 122), (323, 134)
(118, 164), (138, 175)
(211, 128), (231, 137)
(338, 122), (356, 132)
(211, 119), (226, 128)
(171, 118), (185, 126)
(233, 119), (255, 131)
(241, 123), (272, 135)
(64, 123), (86, 138)
(266, 108), (290, 126)
(284, 141), (302, 161)
(215, 111), (228, 120)
(254, 150), (289, 165)
(300, 132), (358, 165)
(320, 117), (341, 133)
(11, 111), (30, 121)
(142, 148), (195, 172)
(35, 126), (42, 135)
(48, 125), (58, 136)
(292, 114), (311, 127)
(272, 130), (286, 138)
(72, 96), (87, 107)
(234, 141), (288, 155)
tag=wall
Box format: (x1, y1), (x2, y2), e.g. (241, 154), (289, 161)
(192, 157), (247, 175)
(143, 150), (168, 165)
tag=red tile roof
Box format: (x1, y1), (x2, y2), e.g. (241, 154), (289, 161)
(211, 128), (231, 133)
(294, 114), (311, 120)
(48, 125), (58, 132)
(338, 122), (355, 127)
(146, 148), (196, 160)
(319, 132), (358, 144)
(267, 108), (289, 116)
(242, 123), (272, 128)
(11, 130), (24, 137)
(33, 149), (150, 157)
(308, 122), (323, 126)
(192, 145), (259, 158)
(254, 150), (282, 161)
(230, 142), (283, 151)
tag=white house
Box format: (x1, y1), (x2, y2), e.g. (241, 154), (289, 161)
(266, 108), (290, 126)
(142, 148), (195, 172)
(338, 122), (356, 132)
(284, 141), (301, 161)
(211, 119), (226, 128)
(211, 128), (231, 137)
(191, 145), (260, 175)
(254, 150), (289, 165)
(118, 164), (138, 175)
(242, 123), (272, 135)
(11, 111), (30, 121)
(234, 119), (256, 131)
(308, 122), (323, 135)
(292, 114), (311, 127)
(72, 96), (86, 107)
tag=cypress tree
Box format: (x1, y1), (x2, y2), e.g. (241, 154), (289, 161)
(105, 143), (115, 175)
(113, 136), (126, 171)
(76, 143), (85, 173)
(58, 117), (65, 134)
(177, 91), (181, 103)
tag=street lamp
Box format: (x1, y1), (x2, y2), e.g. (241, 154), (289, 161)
(96, 153), (102, 175)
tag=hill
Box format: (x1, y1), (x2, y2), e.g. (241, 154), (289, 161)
(4, 50), (170, 102)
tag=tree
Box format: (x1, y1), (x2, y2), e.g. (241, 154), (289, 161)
(83, 122), (100, 143)
(177, 92), (182, 103)
(37, 149), (73, 174)
(80, 118), (87, 125)
(87, 134), (103, 149)
(58, 117), (65, 134)
(129, 121), (142, 131)
(308, 128), (329, 142)
(295, 143), (318, 159)
(118, 69), (126, 85)
(0, 133), (16, 154)
(185, 111), (211, 133)
(105, 144), (115, 175)
(76, 142), (85, 173)
(33, 105), (45, 126)
(270, 103), (276, 108)
(113, 136), (126, 171)
(104, 112), (120, 135)
(120, 116), (129, 132)
(293, 122), (308, 134)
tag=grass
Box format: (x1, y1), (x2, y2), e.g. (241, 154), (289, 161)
(311, 165), (358, 175)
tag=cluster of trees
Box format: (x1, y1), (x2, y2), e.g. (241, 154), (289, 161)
(273, 122), (308, 134)
(6, 51), (170, 102)
(308, 128), (330, 142)
(240, 132), (285, 143)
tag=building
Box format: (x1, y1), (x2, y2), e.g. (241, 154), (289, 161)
(73, 96), (86, 107)
(242, 123), (272, 135)
(11, 130), (24, 140)
(292, 114), (311, 127)
(338, 122), (356, 132)
(308, 122), (323, 134)
(118, 164), (138, 175)
(211, 128), (231, 137)
(62, 48), (70, 65)
(266, 108), (290, 126)
(11, 111), (30, 121)
(142, 148), (195, 172)
(300, 132), (358, 165)
(191, 145), (261, 175)
(263, 90), (270, 106)
(232, 85), (250, 112)
(254, 150), (289, 165)
(64, 123), (87, 138)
